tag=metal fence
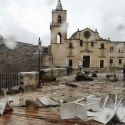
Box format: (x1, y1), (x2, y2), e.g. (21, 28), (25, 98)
(0, 73), (19, 91)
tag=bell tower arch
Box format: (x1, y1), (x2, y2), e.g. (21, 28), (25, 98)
(50, 0), (68, 44)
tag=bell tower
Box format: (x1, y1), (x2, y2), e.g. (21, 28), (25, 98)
(50, 0), (68, 44)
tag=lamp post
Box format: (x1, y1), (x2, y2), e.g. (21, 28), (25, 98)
(51, 55), (53, 78)
(38, 37), (42, 87)
(78, 60), (82, 73)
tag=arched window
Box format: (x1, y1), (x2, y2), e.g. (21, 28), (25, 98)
(57, 15), (62, 23)
(57, 33), (61, 43)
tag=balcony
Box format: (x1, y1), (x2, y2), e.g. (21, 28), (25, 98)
(80, 49), (93, 53)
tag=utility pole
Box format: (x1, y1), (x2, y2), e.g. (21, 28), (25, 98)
(38, 37), (42, 87)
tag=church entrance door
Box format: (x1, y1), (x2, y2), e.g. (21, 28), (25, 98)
(83, 56), (90, 68)
(100, 60), (104, 68)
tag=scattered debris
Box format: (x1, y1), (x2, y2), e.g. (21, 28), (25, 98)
(84, 71), (90, 75)
(116, 104), (125, 123)
(93, 97), (123, 124)
(7, 96), (25, 107)
(60, 94), (125, 125)
(36, 97), (59, 107)
(92, 72), (97, 77)
(0, 71), (125, 125)
(25, 99), (39, 109)
(0, 100), (13, 115)
(106, 74), (113, 78)
(75, 72), (93, 81)
(1, 89), (25, 107)
(60, 95), (101, 120)
(106, 74), (118, 82)
(60, 102), (87, 120)
(64, 82), (78, 88)
(86, 95), (101, 112)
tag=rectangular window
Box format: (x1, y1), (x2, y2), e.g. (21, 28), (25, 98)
(80, 40), (83, 46)
(101, 43), (104, 49)
(85, 43), (89, 50)
(110, 47), (114, 53)
(119, 59), (122, 64)
(118, 48), (123, 53)
(69, 50), (72, 56)
(100, 60), (104, 68)
(110, 59), (113, 64)
(91, 41), (94, 47)
(69, 59), (73, 67)
(69, 42), (73, 48)
(101, 50), (104, 57)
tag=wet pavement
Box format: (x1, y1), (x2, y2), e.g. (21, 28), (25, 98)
(0, 72), (125, 125)
(0, 108), (59, 125)
(0, 108), (101, 125)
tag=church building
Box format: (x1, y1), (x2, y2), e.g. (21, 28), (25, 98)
(49, 0), (125, 70)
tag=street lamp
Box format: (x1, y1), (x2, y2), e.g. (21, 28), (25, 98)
(38, 37), (42, 87)
(51, 55), (53, 78)
(78, 60), (82, 72)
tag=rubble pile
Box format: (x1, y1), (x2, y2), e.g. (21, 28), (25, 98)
(0, 71), (125, 125)
(60, 95), (125, 124)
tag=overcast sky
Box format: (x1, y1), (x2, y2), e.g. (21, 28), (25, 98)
(0, 0), (125, 46)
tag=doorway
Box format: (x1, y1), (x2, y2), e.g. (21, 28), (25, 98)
(83, 56), (90, 68)
(68, 59), (73, 67)
(100, 60), (104, 68)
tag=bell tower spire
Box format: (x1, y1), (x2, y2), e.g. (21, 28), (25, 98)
(56, 0), (63, 10)
(50, 0), (68, 44)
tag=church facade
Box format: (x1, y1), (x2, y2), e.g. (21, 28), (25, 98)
(49, 0), (125, 70)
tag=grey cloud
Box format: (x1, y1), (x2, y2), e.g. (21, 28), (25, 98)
(117, 25), (125, 31)
(41, 34), (50, 45)
(101, 7), (125, 41)
(4, 25), (38, 44)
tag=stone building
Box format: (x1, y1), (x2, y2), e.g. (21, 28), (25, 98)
(0, 0), (125, 73)
(50, 0), (125, 70)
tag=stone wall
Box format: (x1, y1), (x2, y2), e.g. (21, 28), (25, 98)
(42, 68), (67, 78)
(18, 69), (67, 89)
(19, 72), (38, 89)
(0, 38), (49, 73)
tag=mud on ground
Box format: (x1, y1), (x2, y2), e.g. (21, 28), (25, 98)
(0, 71), (125, 125)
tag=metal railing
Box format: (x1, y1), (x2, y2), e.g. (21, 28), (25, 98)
(0, 73), (19, 91)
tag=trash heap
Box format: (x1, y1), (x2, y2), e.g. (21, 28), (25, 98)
(1, 87), (125, 125)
